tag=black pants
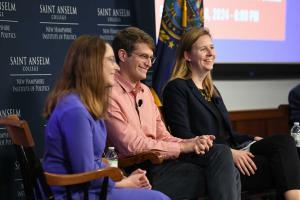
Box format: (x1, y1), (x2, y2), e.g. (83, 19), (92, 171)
(241, 135), (300, 195)
(126, 144), (240, 200)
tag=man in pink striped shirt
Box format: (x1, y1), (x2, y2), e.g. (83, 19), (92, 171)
(105, 27), (240, 200)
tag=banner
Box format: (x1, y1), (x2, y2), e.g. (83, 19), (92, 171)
(0, 1), (155, 199)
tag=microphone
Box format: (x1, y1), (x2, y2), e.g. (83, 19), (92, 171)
(138, 99), (143, 107)
(135, 99), (142, 124)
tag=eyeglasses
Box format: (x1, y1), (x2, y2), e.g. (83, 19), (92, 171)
(131, 52), (157, 64)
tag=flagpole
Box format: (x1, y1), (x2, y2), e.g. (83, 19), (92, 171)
(182, 0), (187, 28)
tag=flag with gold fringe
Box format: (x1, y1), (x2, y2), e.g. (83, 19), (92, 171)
(152, 0), (204, 97)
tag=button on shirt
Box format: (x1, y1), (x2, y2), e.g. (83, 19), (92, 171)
(105, 73), (182, 159)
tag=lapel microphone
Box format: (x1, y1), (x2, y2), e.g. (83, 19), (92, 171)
(138, 99), (143, 107)
(135, 99), (143, 124)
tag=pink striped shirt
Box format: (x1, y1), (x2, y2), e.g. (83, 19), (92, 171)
(105, 73), (183, 159)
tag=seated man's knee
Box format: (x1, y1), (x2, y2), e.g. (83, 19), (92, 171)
(209, 144), (232, 158)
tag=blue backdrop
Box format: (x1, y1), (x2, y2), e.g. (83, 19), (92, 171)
(0, 1), (155, 199)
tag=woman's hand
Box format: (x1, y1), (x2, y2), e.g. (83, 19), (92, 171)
(115, 169), (151, 189)
(231, 149), (257, 176)
(254, 136), (263, 141)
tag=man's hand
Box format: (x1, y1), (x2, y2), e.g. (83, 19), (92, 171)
(231, 149), (257, 176)
(180, 135), (215, 155)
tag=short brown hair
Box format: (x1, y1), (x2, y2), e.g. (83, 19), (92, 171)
(112, 27), (155, 64)
(44, 35), (109, 119)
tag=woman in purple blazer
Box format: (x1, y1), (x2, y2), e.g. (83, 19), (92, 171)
(43, 35), (170, 200)
(163, 27), (300, 199)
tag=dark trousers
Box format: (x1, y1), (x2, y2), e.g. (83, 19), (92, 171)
(241, 135), (300, 195)
(127, 144), (240, 200)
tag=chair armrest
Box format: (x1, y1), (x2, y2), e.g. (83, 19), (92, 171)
(118, 150), (165, 168)
(45, 167), (123, 186)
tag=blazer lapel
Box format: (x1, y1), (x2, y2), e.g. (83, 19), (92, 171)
(186, 79), (220, 120)
(212, 93), (237, 138)
(213, 97), (232, 129)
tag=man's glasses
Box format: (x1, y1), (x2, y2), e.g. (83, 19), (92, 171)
(131, 52), (157, 64)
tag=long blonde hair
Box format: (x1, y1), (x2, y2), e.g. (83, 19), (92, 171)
(171, 27), (218, 97)
(44, 35), (109, 119)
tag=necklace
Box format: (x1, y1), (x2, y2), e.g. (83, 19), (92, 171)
(198, 89), (211, 101)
